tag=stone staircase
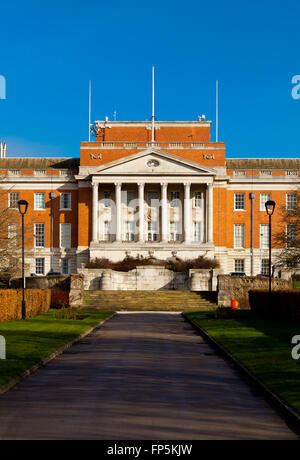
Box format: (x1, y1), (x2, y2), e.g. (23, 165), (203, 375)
(82, 290), (217, 312)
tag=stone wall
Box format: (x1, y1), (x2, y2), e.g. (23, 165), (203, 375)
(11, 274), (70, 290)
(78, 266), (221, 291)
(217, 275), (293, 309)
(11, 274), (84, 307)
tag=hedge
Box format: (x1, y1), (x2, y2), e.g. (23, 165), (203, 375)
(249, 289), (300, 321)
(50, 289), (70, 309)
(86, 255), (219, 272)
(0, 289), (51, 322)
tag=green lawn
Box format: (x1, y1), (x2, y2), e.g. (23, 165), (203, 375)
(185, 310), (300, 415)
(0, 309), (114, 387)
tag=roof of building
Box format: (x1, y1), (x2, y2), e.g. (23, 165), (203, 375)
(0, 158), (80, 169)
(226, 158), (300, 170)
(0, 156), (299, 171)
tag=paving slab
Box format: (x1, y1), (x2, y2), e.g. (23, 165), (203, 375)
(0, 313), (297, 440)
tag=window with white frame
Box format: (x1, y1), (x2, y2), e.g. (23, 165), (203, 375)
(34, 193), (45, 210)
(286, 170), (298, 176)
(194, 192), (202, 208)
(170, 191), (180, 204)
(234, 259), (245, 272)
(147, 191), (158, 206)
(148, 221), (158, 241)
(126, 191), (135, 207)
(103, 221), (111, 241)
(234, 194), (245, 210)
(260, 170), (272, 176)
(60, 223), (71, 248)
(35, 258), (45, 275)
(170, 222), (180, 241)
(61, 258), (71, 275)
(286, 224), (297, 248)
(233, 170), (246, 176)
(34, 223), (45, 247)
(234, 224), (245, 248)
(260, 193), (271, 211)
(193, 222), (202, 242)
(286, 193), (298, 210)
(8, 192), (19, 209)
(261, 259), (270, 275)
(104, 191), (112, 207)
(260, 224), (269, 249)
(60, 193), (71, 210)
(124, 221), (135, 241)
(34, 170), (46, 176)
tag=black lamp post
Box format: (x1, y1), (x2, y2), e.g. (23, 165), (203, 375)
(18, 200), (28, 320)
(265, 200), (276, 295)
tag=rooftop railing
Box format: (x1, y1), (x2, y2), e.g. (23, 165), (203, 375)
(93, 141), (218, 149)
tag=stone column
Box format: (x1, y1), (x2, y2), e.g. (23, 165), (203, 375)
(115, 182), (122, 242)
(92, 182), (98, 242)
(206, 183), (213, 243)
(138, 182), (145, 242)
(184, 182), (191, 244)
(161, 182), (168, 242)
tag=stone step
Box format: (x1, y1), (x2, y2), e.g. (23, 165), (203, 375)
(83, 300), (214, 307)
(83, 290), (216, 298)
(82, 290), (217, 311)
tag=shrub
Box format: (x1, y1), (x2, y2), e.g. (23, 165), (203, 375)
(54, 308), (81, 320)
(249, 289), (300, 321)
(50, 289), (70, 309)
(166, 256), (219, 272)
(85, 256), (219, 272)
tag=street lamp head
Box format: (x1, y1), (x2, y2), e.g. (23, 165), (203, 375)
(265, 200), (276, 216)
(49, 192), (55, 199)
(18, 200), (28, 215)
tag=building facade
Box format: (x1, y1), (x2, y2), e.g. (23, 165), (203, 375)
(1, 119), (299, 276)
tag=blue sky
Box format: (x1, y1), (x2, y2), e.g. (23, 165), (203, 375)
(0, 0), (300, 158)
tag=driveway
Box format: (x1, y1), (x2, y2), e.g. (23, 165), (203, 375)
(0, 312), (297, 440)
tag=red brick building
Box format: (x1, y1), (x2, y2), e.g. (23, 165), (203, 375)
(1, 119), (299, 276)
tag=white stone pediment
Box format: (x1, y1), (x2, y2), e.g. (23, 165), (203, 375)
(93, 149), (216, 176)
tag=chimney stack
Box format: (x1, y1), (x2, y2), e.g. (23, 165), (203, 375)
(0, 142), (6, 158)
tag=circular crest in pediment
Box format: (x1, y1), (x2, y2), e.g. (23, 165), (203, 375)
(146, 159), (160, 168)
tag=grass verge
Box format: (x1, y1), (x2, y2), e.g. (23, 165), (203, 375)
(0, 309), (114, 387)
(185, 310), (300, 415)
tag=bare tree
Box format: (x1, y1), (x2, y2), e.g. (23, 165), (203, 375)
(274, 190), (300, 271)
(0, 191), (21, 281)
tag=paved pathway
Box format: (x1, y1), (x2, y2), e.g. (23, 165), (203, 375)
(0, 313), (298, 440)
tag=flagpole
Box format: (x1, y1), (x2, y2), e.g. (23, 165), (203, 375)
(152, 66), (155, 143)
(216, 80), (219, 142)
(89, 80), (91, 142)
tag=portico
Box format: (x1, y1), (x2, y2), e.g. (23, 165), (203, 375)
(81, 148), (217, 261)
(91, 179), (214, 245)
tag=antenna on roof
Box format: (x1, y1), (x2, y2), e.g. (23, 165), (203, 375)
(114, 110), (117, 121)
(89, 80), (92, 142)
(151, 66), (155, 144)
(216, 80), (219, 142)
